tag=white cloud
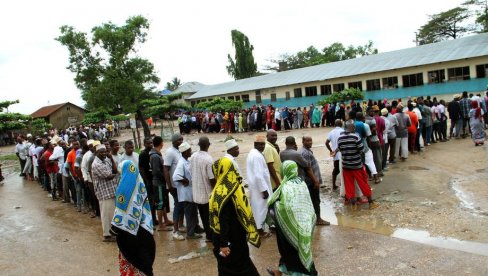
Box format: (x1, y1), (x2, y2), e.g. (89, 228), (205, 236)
(0, 0), (465, 114)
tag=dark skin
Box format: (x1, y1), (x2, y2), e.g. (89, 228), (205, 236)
(68, 141), (80, 180)
(199, 139), (216, 187)
(96, 149), (117, 180)
(179, 149), (192, 187)
(325, 120), (343, 189)
(254, 142), (268, 199)
(124, 143), (134, 156)
(296, 137), (320, 190)
(139, 139), (153, 183)
(163, 137), (183, 191)
(266, 130), (281, 188)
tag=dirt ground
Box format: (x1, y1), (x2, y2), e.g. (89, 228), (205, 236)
(1, 125), (488, 275)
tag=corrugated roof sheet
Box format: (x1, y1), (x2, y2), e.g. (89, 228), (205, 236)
(31, 102), (85, 118)
(173, 81), (207, 94)
(189, 33), (488, 99)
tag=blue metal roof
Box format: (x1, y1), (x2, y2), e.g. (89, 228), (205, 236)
(189, 33), (488, 100)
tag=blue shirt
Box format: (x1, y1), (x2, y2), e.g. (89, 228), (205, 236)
(172, 157), (193, 202)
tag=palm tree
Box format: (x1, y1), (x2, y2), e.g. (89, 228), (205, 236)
(165, 77), (182, 91)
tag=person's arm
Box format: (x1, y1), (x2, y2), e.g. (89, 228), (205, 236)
(299, 151), (320, 189)
(163, 165), (174, 191)
(218, 201), (232, 257)
(325, 139), (333, 153)
(92, 162), (115, 180)
(267, 163), (280, 187)
(206, 161), (216, 188)
(173, 161), (189, 187)
(108, 155), (117, 174)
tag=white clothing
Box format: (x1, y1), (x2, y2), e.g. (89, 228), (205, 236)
(118, 152), (139, 168)
(395, 137), (409, 159)
(15, 142), (28, 160)
(326, 127), (343, 161)
(364, 150), (377, 175)
(246, 149), (273, 229)
(189, 151), (215, 204)
(81, 151), (93, 182)
(50, 145), (65, 172)
(413, 107), (422, 121)
(100, 198), (115, 237)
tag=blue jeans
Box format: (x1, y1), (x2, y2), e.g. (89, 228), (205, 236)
(425, 125), (432, 144)
(74, 178), (84, 211)
(170, 190), (185, 223)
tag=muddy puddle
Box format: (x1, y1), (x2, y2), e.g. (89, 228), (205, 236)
(320, 197), (488, 257)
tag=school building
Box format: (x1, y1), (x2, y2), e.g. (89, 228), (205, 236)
(187, 33), (488, 108)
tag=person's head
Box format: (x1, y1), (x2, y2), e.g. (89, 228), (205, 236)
(367, 107), (374, 117)
(198, 136), (210, 151)
(109, 139), (119, 154)
(254, 135), (266, 152)
(17, 136), (23, 143)
(95, 144), (107, 160)
(143, 137), (153, 151)
(407, 103), (414, 111)
(171, 133), (183, 148)
(471, 100), (479, 109)
(72, 140), (80, 151)
(124, 140), (135, 156)
(281, 160), (298, 180)
(355, 112), (364, 122)
(285, 136), (297, 150)
(334, 119), (343, 128)
(462, 91), (468, 98)
(178, 142), (192, 159)
(302, 136), (313, 149)
(153, 136), (163, 151)
(225, 139), (239, 157)
(345, 119), (356, 133)
(266, 129), (278, 144)
(397, 103), (404, 112)
(49, 139), (56, 150)
(381, 108), (388, 117)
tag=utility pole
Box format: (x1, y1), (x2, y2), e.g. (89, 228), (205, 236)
(413, 32), (419, 46)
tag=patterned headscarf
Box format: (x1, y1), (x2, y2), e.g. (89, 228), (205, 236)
(268, 160), (316, 271)
(112, 160), (153, 236)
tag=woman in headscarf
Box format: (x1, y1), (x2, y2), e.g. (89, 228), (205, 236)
(267, 160), (318, 276)
(111, 160), (155, 276)
(469, 101), (486, 146)
(312, 106), (321, 128)
(209, 150), (261, 275)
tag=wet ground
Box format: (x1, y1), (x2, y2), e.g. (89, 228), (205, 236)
(1, 126), (488, 275)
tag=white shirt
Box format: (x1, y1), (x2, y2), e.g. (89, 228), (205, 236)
(81, 150), (93, 182)
(49, 145), (65, 172)
(172, 157), (193, 202)
(326, 127), (343, 160)
(413, 107), (422, 120)
(15, 142), (28, 160)
(246, 149), (271, 193)
(189, 151), (215, 204)
(118, 152), (139, 168)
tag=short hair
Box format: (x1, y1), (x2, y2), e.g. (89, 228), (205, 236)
(143, 137), (152, 143)
(153, 136), (163, 147)
(124, 140), (134, 147)
(285, 136), (296, 145)
(355, 112), (364, 120)
(109, 139), (118, 148)
(345, 119), (355, 130)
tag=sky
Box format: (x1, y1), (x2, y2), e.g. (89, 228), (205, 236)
(0, 0), (466, 114)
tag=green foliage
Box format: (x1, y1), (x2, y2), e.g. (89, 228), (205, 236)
(317, 88), (364, 105)
(0, 154), (18, 161)
(56, 15), (160, 138)
(464, 0), (488, 32)
(165, 77), (182, 91)
(195, 98), (244, 112)
(227, 30), (258, 80)
(29, 119), (52, 136)
(265, 41), (378, 72)
(81, 111), (110, 125)
(0, 100), (31, 131)
(142, 93), (190, 117)
(418, 7), (473, 45)
(111, 114), (129, 122)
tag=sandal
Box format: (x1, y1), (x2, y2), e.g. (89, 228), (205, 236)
(374, 178), (382, 184)
(260, 232), (272, 239)
(316, 220), (331, 226)
(157, 226), (173, 231)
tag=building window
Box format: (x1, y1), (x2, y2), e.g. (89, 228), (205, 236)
(242, 94), (250, 102)
(428, 69), (445, 83)
(305, 86), (317, 97)
(366, 79), (381, 91)
(285, 91), (290, 100)
(191, 101), (196, 107)
(255, 90), (262, 104)
(270, 93), (277, 102)
(333, 83), (344, 92)
(320, 84), (332, 95)
(447, 66), (470, 81)
(402, 73), (423, 88)
(348, 81), (362, 90)
(228, 96), (234, 100)
(476, 64), (488, 78)
(235, 95), (240, 101)
(294, 88), (303, 98)
(382, 76), (398, 89)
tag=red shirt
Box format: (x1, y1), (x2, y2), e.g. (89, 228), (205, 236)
(44, 150), (59, 174)
(406, 111), (418, 133)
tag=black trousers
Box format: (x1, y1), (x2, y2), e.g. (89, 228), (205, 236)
(197, 203), (212, 240)
(307, 185), (320, 218)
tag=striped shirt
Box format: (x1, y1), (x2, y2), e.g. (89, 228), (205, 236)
(92, 156), (117, 201)
(337, 131), (364, 170)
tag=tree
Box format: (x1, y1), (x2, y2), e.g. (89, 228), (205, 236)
(417, 7), (474, 45)
(464, 0), (488, 32)
(195, 98), (244, 112)
(0, 100), (31, 131)
(264, 41), (378, 72)
(29, 119), (52, 136)
(226, 30), (258, 80)
(56, 15), (160, 138)
(165, 77), (182, 91)
(317, 88), (364, 105)
(143, 93), (189, 117)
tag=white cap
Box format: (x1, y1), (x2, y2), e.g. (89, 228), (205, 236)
(26, 133), (32, 138)
(87, 139), (94, 146)
(95, 144), (106, 151)
(225, 139), (238, 150)
(178, 142), (191, 153)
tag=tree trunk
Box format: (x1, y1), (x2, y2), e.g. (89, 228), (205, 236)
(136, 109), (151, 138)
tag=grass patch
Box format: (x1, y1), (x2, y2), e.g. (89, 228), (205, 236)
(0, 154), (18, 161)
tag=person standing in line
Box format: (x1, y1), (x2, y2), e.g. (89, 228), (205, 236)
(81, 140), (96, 216)
(44, 140), (59, 200)
(91, 144), (118, 242)
(326, 119), (344, 190)
(173, 142), (201, 240)
(299, 136), (330, 226)
(263, 130), (282, 190)
(139, 138), (158, 225)
(164, 134), (185, 236)
(459, 91), (472, 138)
(334, 120), (379, 210)
(267, 160), (318, 276)
(15, 136), (28, 177)
(394, 103), (411, 161)
(111, 160), (155, 276)
(149, 136), (173, 232)
(189, 136), (216, 242)
(246, 135), (273, 238)
(119, 140), (139, 167)
(447, 95), (462, 138)
(422, 100), (433, 146)
(210, 139), (261, 275)
(469, 101), (486, 146)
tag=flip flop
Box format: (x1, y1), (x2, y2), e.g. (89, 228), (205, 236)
(157, 226), (173, 231)
(266, 267), (276, 276)
(316, 220), (331, 226)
